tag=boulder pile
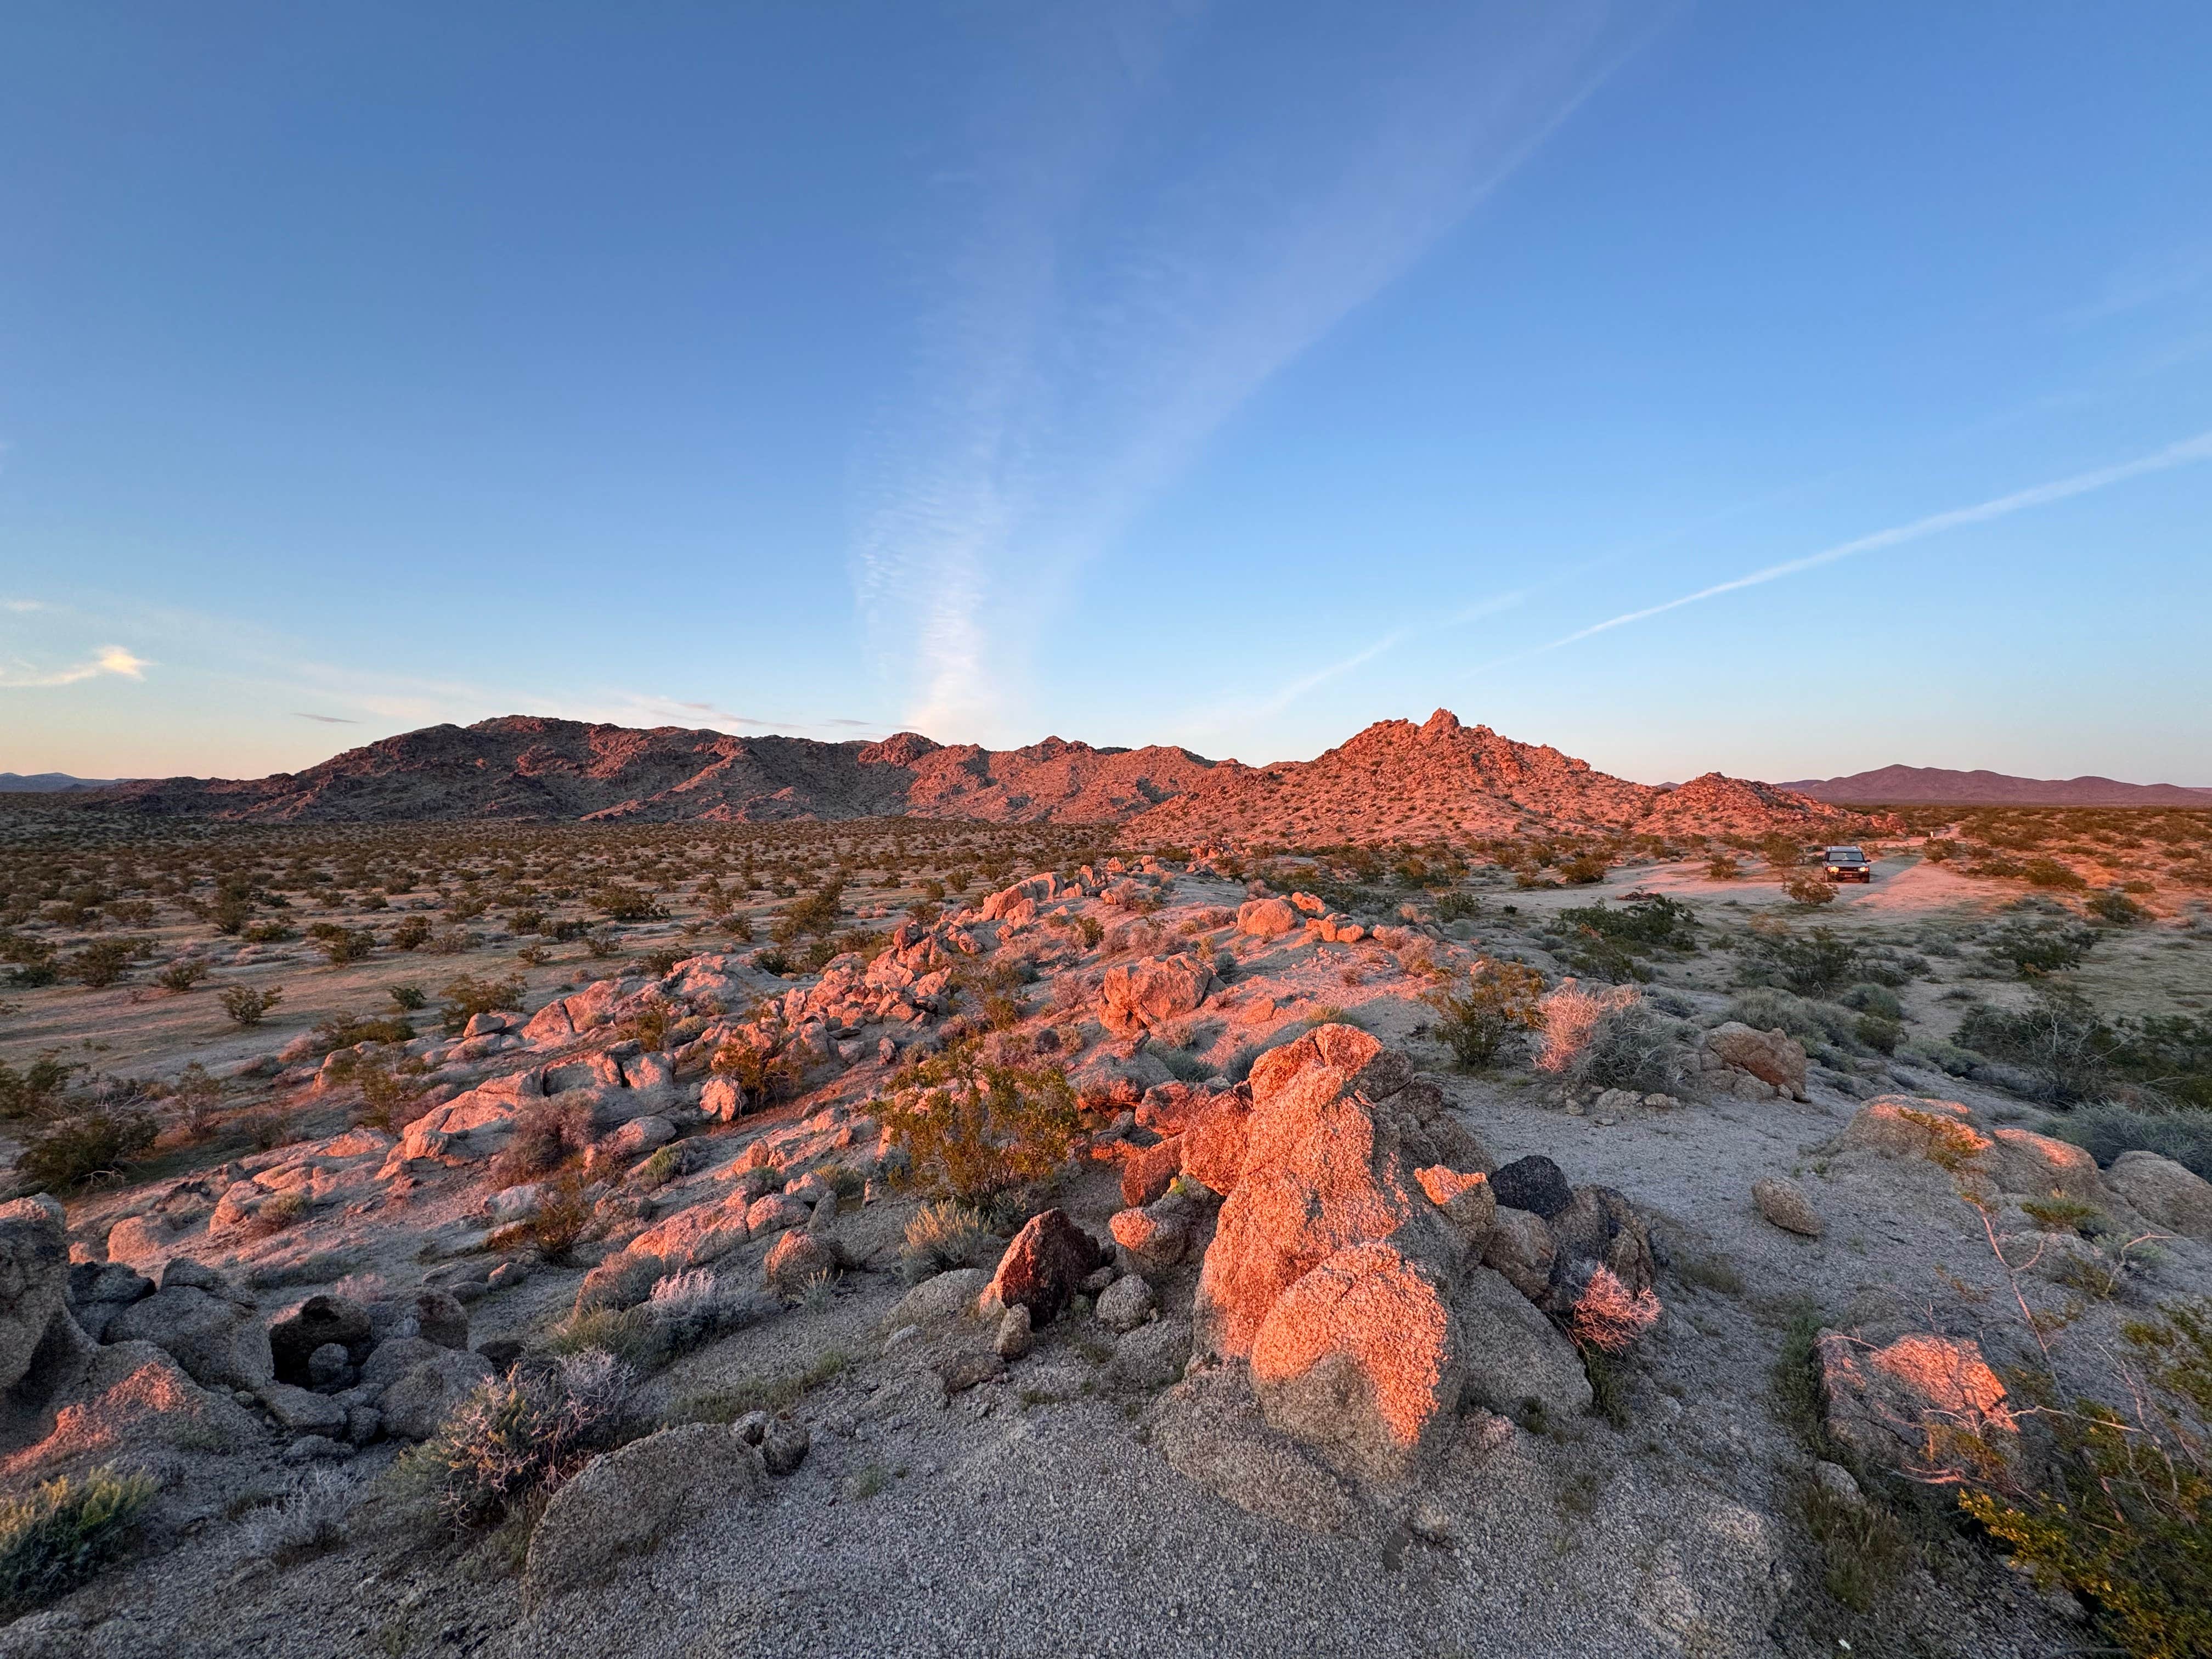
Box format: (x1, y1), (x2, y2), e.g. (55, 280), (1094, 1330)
(1143, 1025), (1657, 1523)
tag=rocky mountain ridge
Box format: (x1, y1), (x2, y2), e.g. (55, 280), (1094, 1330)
(1784, 763), (2212, 807)
(1130, 710), (1854, 843)
(92, 716), (1218, 828)
(81, 709), (1857, 842)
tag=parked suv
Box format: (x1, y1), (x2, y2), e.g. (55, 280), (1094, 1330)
(1822, 846), (1872, 883)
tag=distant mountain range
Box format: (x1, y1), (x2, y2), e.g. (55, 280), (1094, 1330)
(1784, 764), (2212, 807)
(0, 771), (128, 793)
(61, 710), (1864, 844)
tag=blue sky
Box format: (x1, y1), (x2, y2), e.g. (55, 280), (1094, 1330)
(4, 2), (2209, 785)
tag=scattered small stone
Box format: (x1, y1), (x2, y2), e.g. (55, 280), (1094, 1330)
(994, 1304), (1034, 1359)
(1813, 1460), (1863, 1506)
(1752, 1176), (1824, 1238)
(1094, 1272), (1155, 1334)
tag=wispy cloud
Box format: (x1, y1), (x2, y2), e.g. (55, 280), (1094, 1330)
(1498, 429), (2212, 666)
(3, 599), (48, 614)
(1179, 585), (1531, 752)
(2068, 243), (2212, 325)
(851, 3), (1652, 742)
(0, 644), (149, 689)
(290, 712), (358, 724)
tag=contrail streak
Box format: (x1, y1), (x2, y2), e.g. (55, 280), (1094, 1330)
(1543, 429), (2212, 652)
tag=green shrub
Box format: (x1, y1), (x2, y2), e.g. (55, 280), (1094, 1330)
(1985, 916), (2097, 978)
(770, 879), (844, 942)
(315, 1011), (413, 1049)
(709, 1039), (804, 1111)
(218, 983), (284, 1027)
(1744, 927), (1859, 995)
(308, 923), (377, 964)
(388, 982), (427, 1012)
(439, 972), (524, 1035)
(390, 915), (433, 951)
(155, 957), (210, 992)
(1726, 986), (1858, 1050)
(591, 884), (668, 923)
(884, 1041), (1083, 1209)
(1959, 1300), (2212, 1659)
(1838, 983), (1903, 1020)
(66, 939), (138, 988)
(0, 1057), (72, 1121)
(1426, 957), (1547, 1068)
(633, 1144), (682, 1190)
(0, 1464), (156, 1617)
(1559, 895), (1696, 951)
(2090, 889), (2151, 926)
(1854, 1013), (1901, 1055)
(1959, 987), (2119, 1103)
(2021, 857), (2089, 891)
(1782, 869), (1838, 907)
(18, 1111), (158, 1190)
(1798, 1475), (1910, 1613)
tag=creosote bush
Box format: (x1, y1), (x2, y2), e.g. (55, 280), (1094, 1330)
(883, 1039), (1084, 1211)
(18, 1110), (157, 1192)
(439, 971), (525, 1035)
(218, 983), (284, 1027)
(1957, 1300), (2212, 1659)
(1426, 956), (1546, 1068)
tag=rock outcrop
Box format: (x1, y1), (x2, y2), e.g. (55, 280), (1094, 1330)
(1700, 1023), (1809, 1101)
(0, 1195), (75, 1392)
(1098, 953), (1215, 1035)
(1169, 1025), (1615, 1500)
(984, 1210), (1108, 1327)
(104, 1260), (273, 1393)
(1816, 1328), (2017, 1476)
(2104, 1149), (2212, 1237)
(523, 1423), (767, 1609)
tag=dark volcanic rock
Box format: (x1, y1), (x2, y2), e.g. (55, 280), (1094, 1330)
(1491, 1155), (1574, 1220)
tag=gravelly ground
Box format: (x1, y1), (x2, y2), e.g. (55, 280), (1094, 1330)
(6, 851), (2204, 1658)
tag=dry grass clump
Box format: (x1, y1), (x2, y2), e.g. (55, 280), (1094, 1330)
(486, 1095), (594, 1188)
(0, 1464), (157, 1617)
(899, 1200), (987, 1284)
(394, 1351), (640, 1531)
(1534, 980), (1636, 1075)
(235, 1466), (354, 1562)
(1534, 980), (1682, 1093)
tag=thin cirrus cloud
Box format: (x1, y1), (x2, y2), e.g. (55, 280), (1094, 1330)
(290, 712), (359, 724)
(0, 644), (149, 689)
(850, 2), (1648, 744)
(1477, 427), (2212, 674)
